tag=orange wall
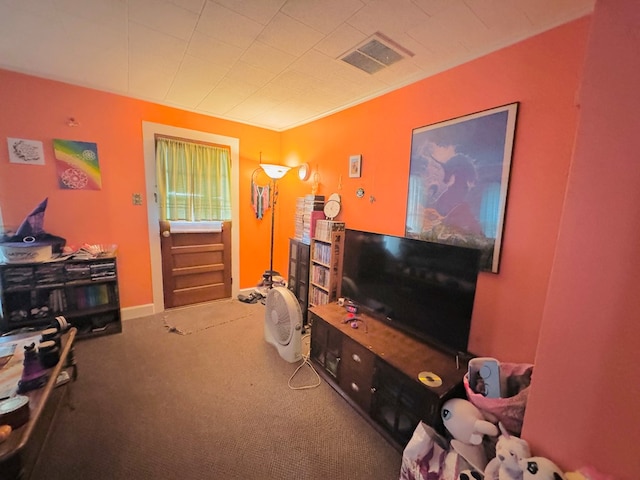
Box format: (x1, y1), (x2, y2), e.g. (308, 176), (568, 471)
(523, 1), (640, 477)
(281, 17), (591, 362)
(0, 17), (590, 360)
(0, 70), (281, 307)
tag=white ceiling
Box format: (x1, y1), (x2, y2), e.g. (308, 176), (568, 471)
(0, 0), (594, 131)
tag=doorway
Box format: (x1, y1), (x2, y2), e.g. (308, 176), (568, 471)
(142, 122), (240, 315)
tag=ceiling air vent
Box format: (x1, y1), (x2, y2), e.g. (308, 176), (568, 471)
(340, 33), (412, 74)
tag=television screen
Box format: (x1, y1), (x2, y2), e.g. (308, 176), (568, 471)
(340, 229), (480, 354)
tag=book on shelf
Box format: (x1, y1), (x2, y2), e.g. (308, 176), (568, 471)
(310, 287), (329, 306)
(314, 220), (345, 242)
(311, 264), (329, 288)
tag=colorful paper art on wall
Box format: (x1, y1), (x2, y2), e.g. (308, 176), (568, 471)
(53, 139), (102, 190)
(7, 138), (45, 165)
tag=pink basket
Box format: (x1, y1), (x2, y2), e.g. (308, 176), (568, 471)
(463, 362), (533, 436)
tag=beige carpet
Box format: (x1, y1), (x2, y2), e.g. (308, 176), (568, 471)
(30, 299), (402, 480)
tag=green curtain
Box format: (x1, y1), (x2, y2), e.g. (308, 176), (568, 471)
(156, 137), (231, 221)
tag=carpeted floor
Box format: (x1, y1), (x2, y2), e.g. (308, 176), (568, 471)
(30, 299), (402, 480)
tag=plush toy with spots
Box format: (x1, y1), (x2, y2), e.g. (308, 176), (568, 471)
(459, 470), (483, 480)
(520, 457), (566, 480)
(484, 423), (531, 480)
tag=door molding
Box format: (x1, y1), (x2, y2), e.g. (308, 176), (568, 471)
(142, 121), (240, 314)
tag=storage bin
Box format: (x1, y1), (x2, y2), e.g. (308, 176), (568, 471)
(0, 242), (52, 263)
(463, 362), (533, 436)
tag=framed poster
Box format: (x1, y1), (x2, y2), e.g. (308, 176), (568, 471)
(349, 154), (362, 178)
(405, 103), (519, 273)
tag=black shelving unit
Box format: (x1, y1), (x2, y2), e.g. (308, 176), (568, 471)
(287, 238), (311, 327)
(0, 256), (122, 339)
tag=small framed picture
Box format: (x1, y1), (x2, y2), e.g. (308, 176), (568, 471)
(7, 138), (45, 165)
(349, 154), (362, 178)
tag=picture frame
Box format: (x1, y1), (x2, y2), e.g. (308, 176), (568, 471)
(53, 139), (102, 190)
(349, 154), (362, 178)
(405, 103), (519, 273)
(7, 138), (45, 165)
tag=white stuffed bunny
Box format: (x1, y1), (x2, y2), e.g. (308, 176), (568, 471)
(484, 423), (531, 480)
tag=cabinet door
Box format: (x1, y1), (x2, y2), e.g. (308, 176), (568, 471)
(287, 239), (310, 326)
(309, 315), (342, 379)
(298, 243), (309, 317)
(310, 314), (328, 366)
(287, 239), (299, 289)
(371, 360), (440, 446)
(338, 335), (375, 411)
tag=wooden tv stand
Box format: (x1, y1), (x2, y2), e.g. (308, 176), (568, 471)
(309, 303), (468, 450)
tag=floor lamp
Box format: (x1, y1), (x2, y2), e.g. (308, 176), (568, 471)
(260, 163), (290, 288)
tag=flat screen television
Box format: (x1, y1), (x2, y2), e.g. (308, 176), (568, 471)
(340, 229), (481, 354)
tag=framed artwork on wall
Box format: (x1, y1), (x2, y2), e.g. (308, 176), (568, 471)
(7, 138), (45, 165)
(405, 103), (519, 273)
(349, 154), (362, 178)
(53, 139), (102, 190)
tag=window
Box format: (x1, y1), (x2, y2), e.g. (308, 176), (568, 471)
(155, 136), (231, 221)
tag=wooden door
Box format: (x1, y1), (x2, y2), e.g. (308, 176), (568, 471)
(159, 221), (232, 309)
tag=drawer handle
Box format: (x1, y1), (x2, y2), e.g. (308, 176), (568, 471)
(350, 382), (360, 392)
(352, 353), (361, 363)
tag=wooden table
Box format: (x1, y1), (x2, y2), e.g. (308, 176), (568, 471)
(0, 327), (76, 480)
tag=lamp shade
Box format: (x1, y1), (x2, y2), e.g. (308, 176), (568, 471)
(261, 163), (290, 179)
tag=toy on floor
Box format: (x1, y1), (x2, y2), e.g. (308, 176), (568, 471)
(441, 398), (499, 474)
(520, 456), (566, 480)
(442, 398), (499, 445)
(484, 422), (531, 480)
(459, 470), (483, 480)
(565, 467), (613, 480)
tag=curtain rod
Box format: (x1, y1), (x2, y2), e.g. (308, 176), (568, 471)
(155, 134), (231, 151)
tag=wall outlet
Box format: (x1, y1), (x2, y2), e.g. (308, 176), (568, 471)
(132, 193), (143, 205)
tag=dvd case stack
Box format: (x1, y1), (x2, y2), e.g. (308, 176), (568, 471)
(294, 197), (305, 241)
(297, 194), (324, 245)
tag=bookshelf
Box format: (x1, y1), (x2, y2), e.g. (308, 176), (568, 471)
(0, 256), (122, 339)
(309, 220), (345, 308)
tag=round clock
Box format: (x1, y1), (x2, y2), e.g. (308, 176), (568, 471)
(323, 193), (341, 220)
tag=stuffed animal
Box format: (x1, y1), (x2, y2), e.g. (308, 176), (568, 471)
(441, 398), (499, 445)
(459, 469), (483, 480)
(565, 467), (613, 480)
(564, 474), (587, 480)
(520, 457), (566, 480)
(484, 423), (531, 480)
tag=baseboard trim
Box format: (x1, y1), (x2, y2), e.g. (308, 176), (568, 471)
(121, 304), (155, 321)
(121, 293), (257, 321)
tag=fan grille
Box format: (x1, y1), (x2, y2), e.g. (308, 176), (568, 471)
(266, 288), (293, 345)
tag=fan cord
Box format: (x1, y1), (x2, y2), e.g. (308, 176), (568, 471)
(288, 333), (321, 390)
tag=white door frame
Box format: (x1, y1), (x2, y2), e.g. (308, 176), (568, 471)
(142, 121), (240, 315)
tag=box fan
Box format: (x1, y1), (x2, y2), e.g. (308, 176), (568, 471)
(264, 287), (302, 363)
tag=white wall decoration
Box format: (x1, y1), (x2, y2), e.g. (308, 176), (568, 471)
(7, 138), (45, 165)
